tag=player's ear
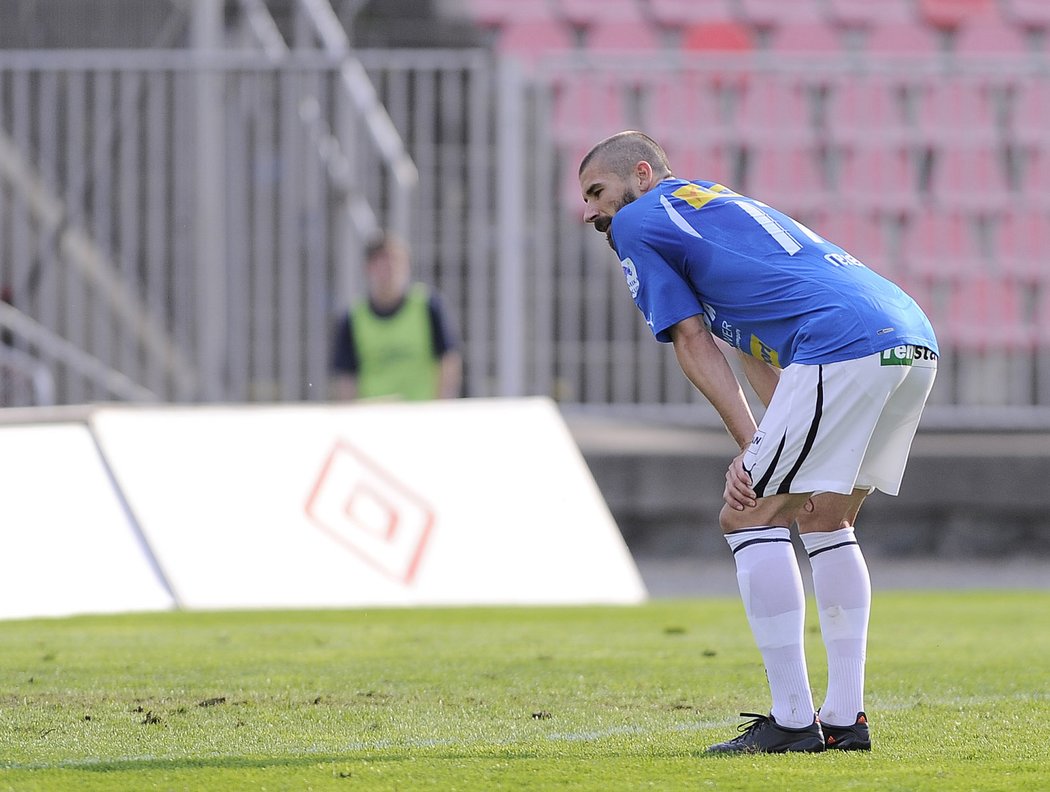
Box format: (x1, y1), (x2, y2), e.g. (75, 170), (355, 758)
(635, 160), (655, 192)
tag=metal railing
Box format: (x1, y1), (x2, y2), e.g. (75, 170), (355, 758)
(2, 46), (1048, 426)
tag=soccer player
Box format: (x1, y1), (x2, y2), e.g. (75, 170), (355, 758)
(578, 131), (938, 754)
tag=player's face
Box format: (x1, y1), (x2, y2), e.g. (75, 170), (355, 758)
(579, 164), (638, 248)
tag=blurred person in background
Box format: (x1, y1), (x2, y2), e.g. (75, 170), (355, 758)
(579, 131), (938, 755)
(331, 232), (462, 401)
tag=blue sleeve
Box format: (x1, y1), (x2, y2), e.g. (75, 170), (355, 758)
(614, 211), (704, 344)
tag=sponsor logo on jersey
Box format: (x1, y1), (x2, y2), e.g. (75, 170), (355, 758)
(750, 334), (780, 367)
(621, 257), (640, 299)
(880, 345), (938, 366)
(671, 182), (738, 210)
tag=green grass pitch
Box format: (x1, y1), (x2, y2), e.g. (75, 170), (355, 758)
(1, 590), (1048, 791)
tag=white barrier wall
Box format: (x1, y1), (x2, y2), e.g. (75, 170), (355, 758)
(90, 398), (647, 609)
(0, 423), (175, 619)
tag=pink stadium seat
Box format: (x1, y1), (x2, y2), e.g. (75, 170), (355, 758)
(1012, 77), (1050, 147)
(928, 144), (1011, 211)
(864, 21), (943, 55)
(744, 144), (831, 214)
(808, 207), (894, 276)
(556, 0), (644, 27)
(497, 18), (575, 66)
(666, 140), (741, 189)
(647, 0), (737, 28)
(736, 78), (816, 144)
(463, 0), (555, 27)
(996, 207), (1050, 283)
(736, 0), (825, 29)
(947, 275), (1034, 351)
(824, 0), (914, 28)
(681, 20), (755, 52)
(838, 144), (924, 213)
(645, 72), (726, 138)
(825, 74), (909, 145)
(902, 208), (985, 280)
(551, 74), (627, 146)
(585, 18), (663, 53)
(769, 21), (849, 54)
(913, 79), (998, 144)
(918, 0), (997, 30)
(952, 15), (1031, 54)
(1002, 0), (1050, 30)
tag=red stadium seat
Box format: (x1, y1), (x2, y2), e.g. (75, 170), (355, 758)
(918, 0), (997, 30)
(902, 208), (986, 280)
(551, 74), (627, 146)
(681, 20), (755, 52)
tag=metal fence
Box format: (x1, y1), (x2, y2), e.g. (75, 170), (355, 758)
(2, 48), (1049, 424)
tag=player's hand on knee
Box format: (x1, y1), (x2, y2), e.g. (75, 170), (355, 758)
(724, 452), (757, 511)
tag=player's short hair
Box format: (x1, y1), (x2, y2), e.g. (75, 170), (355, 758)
(578, 131), (673, 180)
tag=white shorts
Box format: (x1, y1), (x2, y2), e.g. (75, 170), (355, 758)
(743, 345), (938, 498)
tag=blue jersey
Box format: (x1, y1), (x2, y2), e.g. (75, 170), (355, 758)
(610, 179), (939, 367)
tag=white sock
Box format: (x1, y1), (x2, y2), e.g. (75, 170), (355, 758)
(801, 526), (871, 728)
(726, 527), (815, 729)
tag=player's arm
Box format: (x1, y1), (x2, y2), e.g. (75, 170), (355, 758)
(737, 348), (780, 408)
(437, 349), (463, 399)
(669, 315), (758, 450)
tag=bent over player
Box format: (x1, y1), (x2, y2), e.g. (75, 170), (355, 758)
(578, 131), (938, 754)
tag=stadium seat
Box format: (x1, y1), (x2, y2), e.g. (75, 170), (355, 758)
(823, 0), (914, 28)
(808, 207), (894, 277)
(497, 18), (576, 66)
(1011, 77), (1050, 147)
(681, 20), (755, 52)
(645, 72), (727, 137)
(946, 275), (1034, 351)
(837, 144), (925, 213)
(928, 144), (1012, 212)
(917, 0), (997, 30)
(902, 208), (987, 280)
(996, 207), (1050, 283)
(585, 18), (663, 53)
(913, 79), (998, 145)
(736, 0), (825, 29)
(768, 21), (850, 55)
(951, 14), (1031, 55)
(825, 74), (910, 146)
(463, 0), (556, 28)
(647, 0), (737, 28)
(735, 77), (815, 144)
(551, 74), (627, 146)
(1002, 0), (1050, 31)
(863, 21), (943, 56)
(743, 144), (831, 215)
(556, 0), (644, 27)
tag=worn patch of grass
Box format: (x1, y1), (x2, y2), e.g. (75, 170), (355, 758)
(1, 591), (1047, 790)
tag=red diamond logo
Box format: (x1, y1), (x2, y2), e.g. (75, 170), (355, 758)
(304, 440), (435, 585)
